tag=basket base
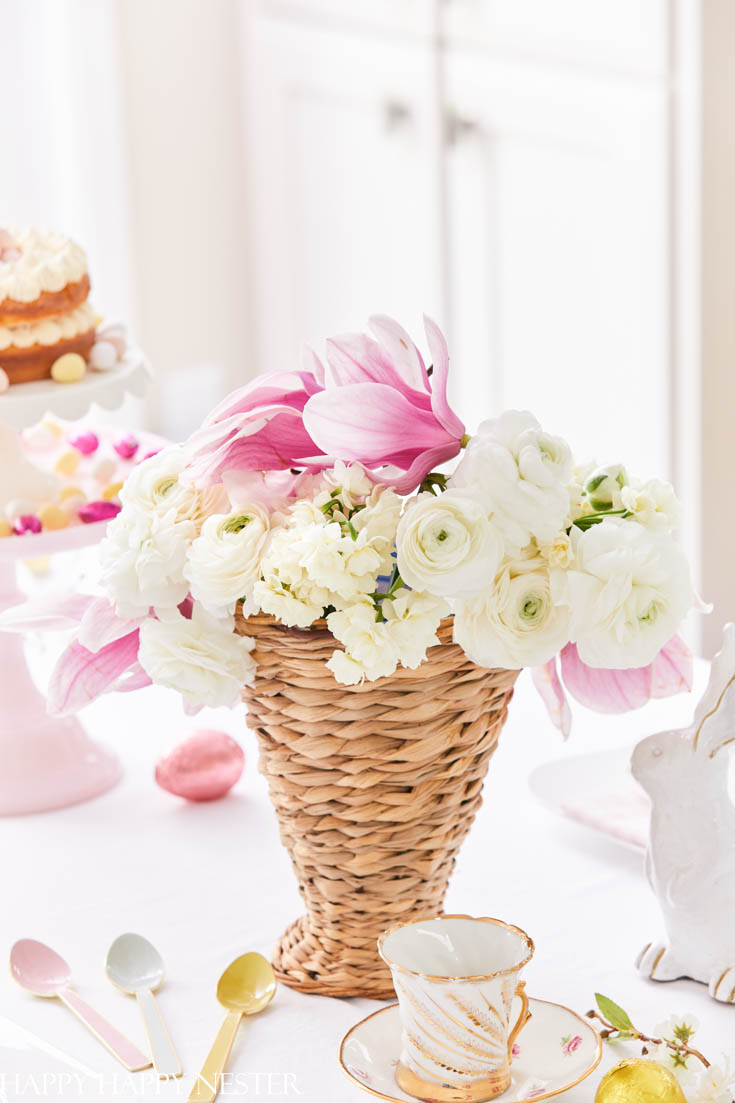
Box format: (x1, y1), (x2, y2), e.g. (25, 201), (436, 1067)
(272, 916), (396, 999)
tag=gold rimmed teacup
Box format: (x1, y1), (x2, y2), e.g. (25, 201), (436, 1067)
(378, 914), (534, 1103)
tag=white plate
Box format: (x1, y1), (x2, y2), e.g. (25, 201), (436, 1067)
(529, 747), (649, 851)
(339, 998), (602, 1102)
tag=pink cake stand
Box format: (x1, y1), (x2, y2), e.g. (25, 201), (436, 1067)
(0, 349), (152, 815)
(0, 524), (122, 815)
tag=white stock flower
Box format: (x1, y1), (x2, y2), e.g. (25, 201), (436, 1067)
(186, 505), (271, 617)
(621, 478), (680, 532)
(559, 519), (692, 668)
(138, 605), (256, 709)
(327, 599), (400, 682)
(538, 531), (574, 569)
(383, 588), (449, 668)
(450, 411), (573, 549)
(454, 549), (570, 669)
(396, 490), (503, 598)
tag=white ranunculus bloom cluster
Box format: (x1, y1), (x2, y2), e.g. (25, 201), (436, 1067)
(91, 405), (694, 706)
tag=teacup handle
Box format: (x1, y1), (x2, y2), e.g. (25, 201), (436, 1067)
(507, 981), (531, 1062)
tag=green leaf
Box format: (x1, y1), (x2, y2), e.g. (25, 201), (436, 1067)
(595, 994), (635, 1033)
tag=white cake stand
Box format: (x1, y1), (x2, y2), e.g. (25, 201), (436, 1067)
(0, 350), (151, 815)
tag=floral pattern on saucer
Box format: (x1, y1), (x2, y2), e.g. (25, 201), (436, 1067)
(339, 998), (601, 1103)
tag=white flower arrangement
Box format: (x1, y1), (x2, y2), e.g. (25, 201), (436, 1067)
(29, 316), (698, 721)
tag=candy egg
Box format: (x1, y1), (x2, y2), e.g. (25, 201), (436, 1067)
(155, 731), (245, 802)
(0, 368), (9, 394)
(40, 416), (64, 439)
(38, 504), (68, 531)
(92, 456), (117, 483)
(78, 500), (121, 524)
(24, 556), (51, 575)
(89, 340), (118, 371)
(22, 423), (57, 451)
(0, 519), (12, 538)
(51, 352), (86, 383)
(113, 433), (139, 460)
(13, 514), (42, 536)
(68, 430), (99, 455)
(102, 481), (123, 502)
(54, 450), (82, 476)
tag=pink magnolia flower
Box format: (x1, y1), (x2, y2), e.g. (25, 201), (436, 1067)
(184, 363), (328, 487)
(303, 315), (466, 493)
(532, 636), (693, 737)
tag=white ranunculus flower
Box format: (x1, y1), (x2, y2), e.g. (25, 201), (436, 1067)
(621, 478), (680, 532)
(454, 549), (570, 669)
(186, 505), (271, 617)
(120, 445), (225, 530)
(449, 411), (573, 550)
(558, 519), (693, 669)
(137, 604), (256, 709)
(396, 490), (504, 598)
(99, 508), (194, 618)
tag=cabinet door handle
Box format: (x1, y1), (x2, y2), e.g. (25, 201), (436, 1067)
(383, 100), (413, 133)
(446, 113), (483, 145)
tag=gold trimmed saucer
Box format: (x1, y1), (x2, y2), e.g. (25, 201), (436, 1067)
(339, 997), (602, 1102)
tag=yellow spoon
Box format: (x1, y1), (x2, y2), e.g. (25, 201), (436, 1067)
(188, 953), (276, 1103)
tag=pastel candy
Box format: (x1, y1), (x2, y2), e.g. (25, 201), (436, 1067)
(89, 340), (118, 371)
(50, 352), (86, 383)
(155, 731), (245, 802)
(13, 514), (42, 535)
(113, 433), (139, 460)
(59, 485), (85, 501)
(54, 450), (82, 476)
(69, 431), (99, 455)
(78, 500), (121, 524)
(0, 368), (9, 394)
(38, 504), (68, 531)
(92, 456), (117, 483)
(22, 423), (58, 451)
(0, 519), (12, 538)
(102, 481), (123, 501)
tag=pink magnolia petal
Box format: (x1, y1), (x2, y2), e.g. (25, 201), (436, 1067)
(369, 441), (466, 494)
(203, 370), (321, 425)
(560, 642), (650, 713)
(0, 592), (94, 634)
(78, 597), (143, 653)
(186, 407), (327, 485)
(649, 634), (693, 698)
(48, 631), (141, 716)
(424, 315), (465, 439)
(300, 344), (325, 387)
(112, 662), (152, 692)
(325, 333), (423, 397)
(304, 381), (458, 467)
(369, 314), (430, 390)
(531, 659), (572, 739)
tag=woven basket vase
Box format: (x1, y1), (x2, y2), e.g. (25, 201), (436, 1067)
(236, 611), (519, 999)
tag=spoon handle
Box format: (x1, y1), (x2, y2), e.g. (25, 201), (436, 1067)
(59, 989), (152, 1071)
(137, 988), (182, 1079)
(188, 1010), (242, 1103)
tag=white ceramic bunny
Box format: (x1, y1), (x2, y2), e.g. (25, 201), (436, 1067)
(632, 623), (735, 1002)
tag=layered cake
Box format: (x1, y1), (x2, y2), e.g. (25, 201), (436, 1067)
(0, 228), (98, 384)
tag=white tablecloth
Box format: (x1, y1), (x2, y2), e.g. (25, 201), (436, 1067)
(2, 644), (732, 1102)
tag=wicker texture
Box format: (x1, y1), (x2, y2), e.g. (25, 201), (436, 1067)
(238, 612), (518, 998)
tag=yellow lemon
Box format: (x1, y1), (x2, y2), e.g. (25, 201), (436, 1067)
(595, 1059), (687, 1103)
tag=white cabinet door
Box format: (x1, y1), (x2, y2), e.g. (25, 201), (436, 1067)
(245, 18), (444, 371)
(444, 53), (670, 479)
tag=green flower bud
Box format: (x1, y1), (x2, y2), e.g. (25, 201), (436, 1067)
(585, 464), (628, 512)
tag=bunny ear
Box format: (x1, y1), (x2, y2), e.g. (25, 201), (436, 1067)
(693, 623), (735, 756)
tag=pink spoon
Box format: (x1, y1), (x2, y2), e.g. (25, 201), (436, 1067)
(10, 939), (151, 1071)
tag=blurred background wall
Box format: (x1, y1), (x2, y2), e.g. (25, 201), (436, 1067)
(0, 0), (734, 653)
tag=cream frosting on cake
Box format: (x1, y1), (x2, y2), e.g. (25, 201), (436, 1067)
(0, 302), (97, 350)
(0, 228), (87, 304)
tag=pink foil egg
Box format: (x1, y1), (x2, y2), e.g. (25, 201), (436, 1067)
(13, 514), (42, 535)
(69, 430), (99, 455)
(155, 731), (245, 802)
(113, 433), (139, 460)
(78, 500), (121, 524)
